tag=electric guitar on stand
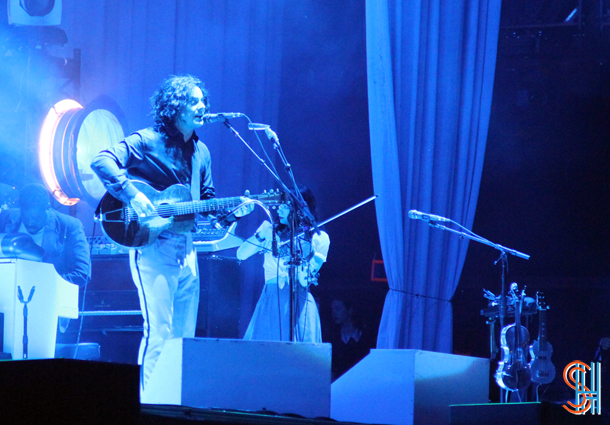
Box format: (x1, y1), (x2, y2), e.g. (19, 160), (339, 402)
(95, 181), (284, 248)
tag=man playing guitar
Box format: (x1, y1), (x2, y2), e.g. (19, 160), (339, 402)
(91, 75), (250, 392)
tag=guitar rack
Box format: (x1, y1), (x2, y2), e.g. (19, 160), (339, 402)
(482, 290), (556, 403)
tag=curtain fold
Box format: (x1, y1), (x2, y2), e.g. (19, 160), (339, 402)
(366, 0), (502, 352)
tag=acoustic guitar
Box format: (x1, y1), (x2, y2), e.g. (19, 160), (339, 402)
(529, 292), (556, 384)
(95, 181), (283, 248)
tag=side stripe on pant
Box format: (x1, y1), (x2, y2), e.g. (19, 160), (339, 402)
(134, 250), (151, 390)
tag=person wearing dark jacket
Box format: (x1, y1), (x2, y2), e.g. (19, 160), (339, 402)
(0, 183), (90, 287)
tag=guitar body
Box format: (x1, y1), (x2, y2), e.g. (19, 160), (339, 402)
(97, 181), (284, 249)
(98, 182), (195, 248)
(529, 340), (556, 384)
(495, 324), (532, 391)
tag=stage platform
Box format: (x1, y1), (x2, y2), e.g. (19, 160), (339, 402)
(1, 348), (587, 425)
(0, 356), (362, 425)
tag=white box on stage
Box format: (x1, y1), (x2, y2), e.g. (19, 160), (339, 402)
(331, 349), (490, 425)
(141, 338), (332, 418)
(0, 259), (79, 359)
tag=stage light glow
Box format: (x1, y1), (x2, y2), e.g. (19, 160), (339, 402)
(39, 99), (83, 206)
(39, 96), (126, 207)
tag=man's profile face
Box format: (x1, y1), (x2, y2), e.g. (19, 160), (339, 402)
(176, 86), (207, 133)
(21, 206), (48, 234)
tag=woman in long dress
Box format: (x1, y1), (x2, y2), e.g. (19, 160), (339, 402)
(237, 187), (330, 342)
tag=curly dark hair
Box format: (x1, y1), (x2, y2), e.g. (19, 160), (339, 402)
(19, 184), (50, 211)
(150, 74), (210, 127)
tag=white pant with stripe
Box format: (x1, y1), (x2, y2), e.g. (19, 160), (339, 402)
(129, 232), (199, 390)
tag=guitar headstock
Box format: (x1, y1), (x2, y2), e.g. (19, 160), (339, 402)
(536, 291), (549, 311)
(250, 189), (287, 206)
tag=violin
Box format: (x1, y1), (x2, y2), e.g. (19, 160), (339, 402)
(495, 284), (532, 391)
(529, 292), (555, 384)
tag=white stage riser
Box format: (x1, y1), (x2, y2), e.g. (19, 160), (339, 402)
(0, 259), (78, 359)
(142, 337), (332, 419)
(331, 349), (490, 425)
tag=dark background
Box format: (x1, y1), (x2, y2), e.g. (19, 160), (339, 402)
(454, 1), (610, 402)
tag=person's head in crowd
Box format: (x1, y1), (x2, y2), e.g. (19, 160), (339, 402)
(19, 184), (50, 234)
(332, 298), (355, 327)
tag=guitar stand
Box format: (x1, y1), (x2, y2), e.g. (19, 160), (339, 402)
(17, 285), (35, 359)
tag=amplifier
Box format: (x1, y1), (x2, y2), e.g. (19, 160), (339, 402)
(70, 255), (141, 335)
(73, 253), (243, 363)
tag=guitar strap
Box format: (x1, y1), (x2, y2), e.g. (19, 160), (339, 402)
(191, 144), (201, 201)
(186, 145), (201, 257)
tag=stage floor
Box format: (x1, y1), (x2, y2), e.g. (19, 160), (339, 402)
(141, 404), (365, 425)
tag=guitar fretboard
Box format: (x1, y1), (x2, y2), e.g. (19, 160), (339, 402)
(538, 309), (547, 344)
(124, 197), (246, 219)
(180, 197), (245, 214)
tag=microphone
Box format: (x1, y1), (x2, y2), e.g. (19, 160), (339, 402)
(248, 123), (270, 130)
(265, 127), (279, 144)
(407, 210), (450, 222)
(203, 113), (243, 124)
(247, 122), (279, 144)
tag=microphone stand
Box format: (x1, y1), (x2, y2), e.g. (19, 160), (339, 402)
(267, 130), (319, 342)
(222, 120), (287, 194)
(419, 219), (528, 331)
(418, 218), (529, 403)
(222, 119), (314, 342)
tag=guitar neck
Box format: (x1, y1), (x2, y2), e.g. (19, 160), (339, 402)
(538, 309), (547, 345)
(515, 298), (522, 349)
(190, 197), (244, 214)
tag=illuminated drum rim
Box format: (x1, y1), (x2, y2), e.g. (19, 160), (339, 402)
(38, 97), (127, 207)
(39, 99), (83, 206)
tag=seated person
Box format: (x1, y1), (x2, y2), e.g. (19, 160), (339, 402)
(0, 183), (91, 354)
(0, 183), (91, 286)
(328, 298), (373, 381)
